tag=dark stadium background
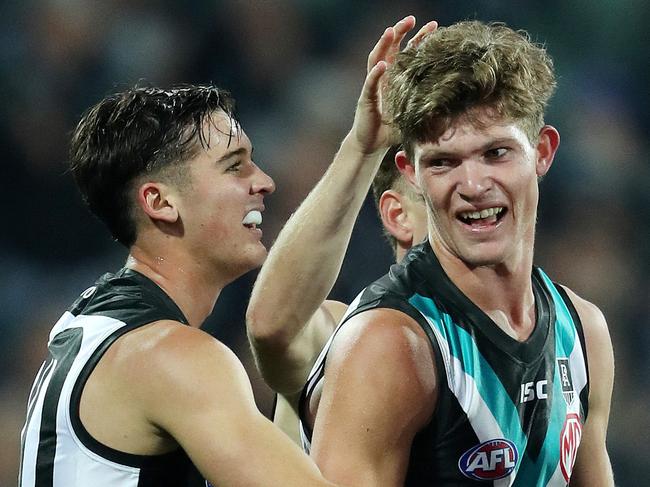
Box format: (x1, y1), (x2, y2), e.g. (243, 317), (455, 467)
(1, 1), (648, 484)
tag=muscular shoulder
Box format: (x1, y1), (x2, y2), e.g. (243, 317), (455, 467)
(107, 321), (250, 405)
(331, 308), (431, 359)
(559, 286), (611, 355)
(80, 320), (252, 453)
(558, 286), (614, 405)
(559, 286), (603, 324)
(326, 308), (438, 415)
(311, 308), (438, 458)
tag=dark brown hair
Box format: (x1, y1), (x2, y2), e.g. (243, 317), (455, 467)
(69, 85), (237, 246)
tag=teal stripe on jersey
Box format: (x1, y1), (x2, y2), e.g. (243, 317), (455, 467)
(409, 294), (528, 467)
(536, 270), (576, 351)
(513, 271), (579, 487)
(512, 369), (566, 486)
(513, 329), (575, 487)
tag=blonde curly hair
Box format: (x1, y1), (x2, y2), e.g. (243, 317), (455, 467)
(386, 21), (556, 157)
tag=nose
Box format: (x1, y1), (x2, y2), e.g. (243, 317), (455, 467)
(251, 164), (275, 195)
(456, 158), (491, 201)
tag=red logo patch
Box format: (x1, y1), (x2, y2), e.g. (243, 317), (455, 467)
(560, 413), (582, 481)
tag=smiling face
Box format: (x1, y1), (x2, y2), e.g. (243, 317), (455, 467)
(174, 111), (275, 279)
(398, 110), (558, 271)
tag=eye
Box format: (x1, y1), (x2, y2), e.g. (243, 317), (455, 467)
(226, 161), (242, 172)
(485, 147), (508, 159)
(423, 158), (453, 169)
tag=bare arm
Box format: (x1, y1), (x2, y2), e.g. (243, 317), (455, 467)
(139, 324), (340, 487)
(310, 309), (438, 487)
(273, 390), (304, 444)
(563, 287), (615, 486)
(247, 16), (437, 395)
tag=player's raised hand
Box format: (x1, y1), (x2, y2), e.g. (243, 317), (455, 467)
(351, 16), (437, 154)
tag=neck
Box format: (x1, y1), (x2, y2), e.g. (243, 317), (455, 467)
(126, 242), (227, 328)
(431, 239), (536, 341)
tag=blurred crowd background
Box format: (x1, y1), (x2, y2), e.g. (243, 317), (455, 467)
(1, 0), (648, 485)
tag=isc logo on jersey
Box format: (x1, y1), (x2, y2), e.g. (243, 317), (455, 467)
(458, 438), (519, 481)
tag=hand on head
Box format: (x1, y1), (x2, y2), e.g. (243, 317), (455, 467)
(351, 16), (437, 155)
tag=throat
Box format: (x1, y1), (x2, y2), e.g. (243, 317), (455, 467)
(486, 308), (536, 342)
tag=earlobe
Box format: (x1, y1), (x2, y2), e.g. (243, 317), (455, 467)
(139, 183), (179, 223)
(536, 125), (560, 177)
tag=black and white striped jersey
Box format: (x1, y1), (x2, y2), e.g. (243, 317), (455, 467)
(19, 268), (197, 487)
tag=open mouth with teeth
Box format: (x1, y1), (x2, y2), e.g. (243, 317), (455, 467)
(458, 207), (506, 227)
(242, 210), (262, 229)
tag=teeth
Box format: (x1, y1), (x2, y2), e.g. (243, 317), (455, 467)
(460, 207), (503, 220)
(242, 210), (262, 226)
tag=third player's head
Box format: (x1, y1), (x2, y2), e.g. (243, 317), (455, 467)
(387, 21), (560, 268)
(70, 85), (275, 281)
(372, 146), (427, 262)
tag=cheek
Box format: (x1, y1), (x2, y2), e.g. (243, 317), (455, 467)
(191, 192), (239, 234)
(422, 179), (452, 219)
(508, 174), (540, 217)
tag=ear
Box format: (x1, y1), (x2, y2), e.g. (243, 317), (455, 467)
(379, 190), (415, 248)
(535, 125), (560, 177)
(395, 149), (419, 190)
(137, 182), (179, 224)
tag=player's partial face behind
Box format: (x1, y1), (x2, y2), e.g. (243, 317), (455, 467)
(397, 108), (559, 268)
(137, 110), (275, 280)
(400, 188), (428, 247)
(378, 180), (428, 259)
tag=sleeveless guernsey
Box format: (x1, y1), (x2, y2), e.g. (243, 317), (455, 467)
(19, 268), (198, 487)
(300, 243), (589, 486)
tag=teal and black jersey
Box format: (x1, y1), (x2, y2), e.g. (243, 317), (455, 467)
(300, 243), (589, 486)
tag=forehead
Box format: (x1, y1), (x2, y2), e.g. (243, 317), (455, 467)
(200, 110), (250, 156)
(413, 115), (531, 160)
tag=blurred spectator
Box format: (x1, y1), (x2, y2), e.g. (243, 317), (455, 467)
(1, 1), (648, 485)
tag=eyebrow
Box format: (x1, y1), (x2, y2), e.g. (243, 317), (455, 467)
(216, 146), (253, 164)
(420, 137), (521, 159)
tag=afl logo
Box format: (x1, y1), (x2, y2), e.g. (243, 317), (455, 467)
(560, 413), (582, 482)
(458, 438), (518, 481)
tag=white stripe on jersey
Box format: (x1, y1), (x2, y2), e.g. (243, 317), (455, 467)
(20, 312), (144, 487)
(300, 291), (364, 454)
(420, 312), (515, 487)
(20, 360), (57, 487)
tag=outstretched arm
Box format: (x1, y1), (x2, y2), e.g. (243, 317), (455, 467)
(247, 16), (437, 396)
(139, 323), (342, 487)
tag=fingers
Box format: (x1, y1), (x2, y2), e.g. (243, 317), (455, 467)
(367, 16), (416, 72)
(367, 26), (395, 73)
(391, 15), (417, 55)
(367, 16), (437, 73)
(406, 20), (438, 50)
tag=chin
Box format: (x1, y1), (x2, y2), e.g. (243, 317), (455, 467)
(457, 245), (509, 269)
(242, 243), (269, 269)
